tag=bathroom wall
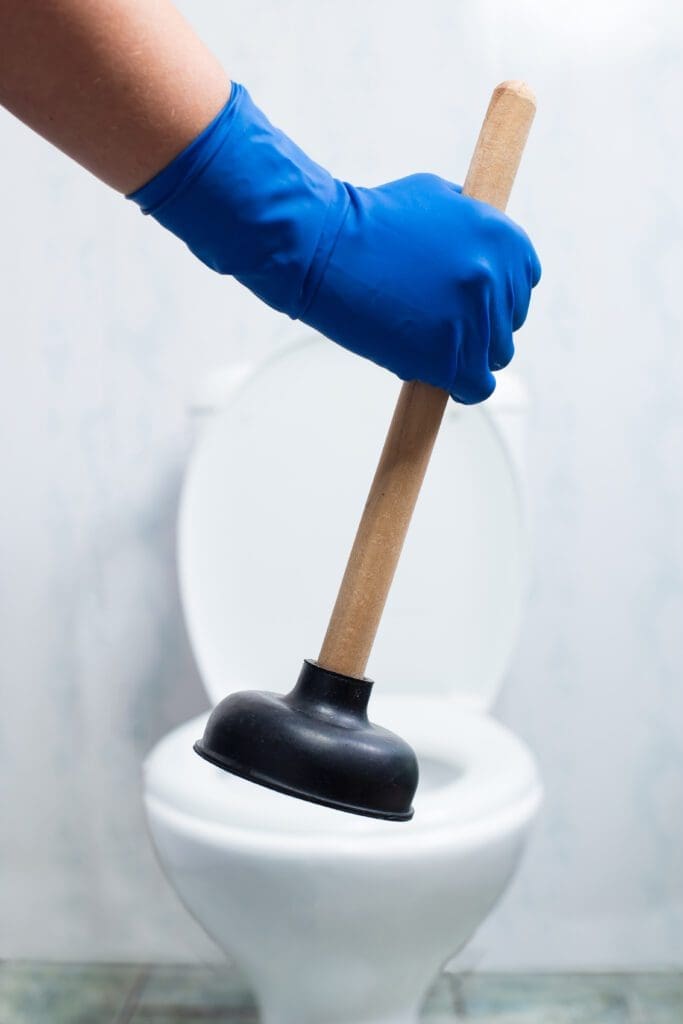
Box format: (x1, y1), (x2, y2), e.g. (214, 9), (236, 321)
(1, 0), (682, 968)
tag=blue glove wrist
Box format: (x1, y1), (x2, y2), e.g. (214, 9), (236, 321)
(129, 83), (349, 319)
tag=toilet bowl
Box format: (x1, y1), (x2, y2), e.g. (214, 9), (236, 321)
(143, 331), (542, 1024)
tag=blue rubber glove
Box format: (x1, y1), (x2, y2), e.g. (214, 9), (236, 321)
(129, 84), (540, 404)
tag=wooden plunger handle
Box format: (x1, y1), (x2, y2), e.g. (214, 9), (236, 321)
(318, 81), (537, 679)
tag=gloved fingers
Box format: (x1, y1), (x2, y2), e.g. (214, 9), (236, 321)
(505, 216), (542, 290)
(493, 218), (541, 334)
(451, 364), (497, 405)
(511, 279), (530, 332)
(510, 250), (539, 332)
(450, 309), (497, 405)
(528, 240), (542, 288)
(488, 287), (515, 371)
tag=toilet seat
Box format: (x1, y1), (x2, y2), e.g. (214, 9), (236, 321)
(150, 331), (540, 842)
(145, 695), (540, 844)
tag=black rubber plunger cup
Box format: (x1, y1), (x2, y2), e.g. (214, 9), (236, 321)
(194, 660), (418, 820)
(194, 81), (537, 820)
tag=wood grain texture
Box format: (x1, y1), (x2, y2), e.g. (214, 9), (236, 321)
(318, 81), (536, 679)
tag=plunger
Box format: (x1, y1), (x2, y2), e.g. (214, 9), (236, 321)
(194, 81), (537, 820)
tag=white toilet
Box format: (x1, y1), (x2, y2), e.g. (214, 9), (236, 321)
(144, 332), (542, 1024)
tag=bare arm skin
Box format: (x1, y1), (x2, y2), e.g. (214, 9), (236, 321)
(0, 0), (230, 193)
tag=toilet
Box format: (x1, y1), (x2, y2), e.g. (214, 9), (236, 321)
(143, 331), (542, 1024)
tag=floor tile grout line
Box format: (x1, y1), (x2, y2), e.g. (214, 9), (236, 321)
(114, 965), (152, 1024)
(447, 970), (466, 1016)
(627, 987), (651, 1024)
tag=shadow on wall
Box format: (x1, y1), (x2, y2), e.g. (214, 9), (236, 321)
(1, 440), (218, 961)
(77, 454), (208, 761)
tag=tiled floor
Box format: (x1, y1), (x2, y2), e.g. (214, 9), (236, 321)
(0, 963), (680, 1023)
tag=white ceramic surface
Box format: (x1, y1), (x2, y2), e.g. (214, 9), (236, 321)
(145, 700), (541, 1024)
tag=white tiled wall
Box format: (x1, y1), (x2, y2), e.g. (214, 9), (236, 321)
(1, 0), (682, 966)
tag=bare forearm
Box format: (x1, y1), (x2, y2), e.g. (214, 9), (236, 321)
(0, 0), (229, 193)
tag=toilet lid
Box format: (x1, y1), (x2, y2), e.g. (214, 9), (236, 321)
(179, 334), (526, 710)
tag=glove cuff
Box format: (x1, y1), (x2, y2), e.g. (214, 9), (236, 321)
(128, 83), (349, 319)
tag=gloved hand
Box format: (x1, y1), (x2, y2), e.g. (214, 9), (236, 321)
(129, 83), (540, 404)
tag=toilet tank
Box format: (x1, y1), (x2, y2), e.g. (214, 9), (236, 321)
(179, 331), (529, 713)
